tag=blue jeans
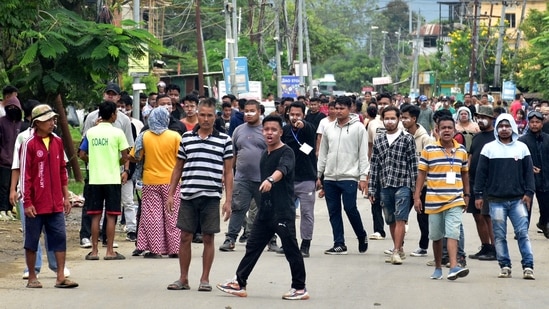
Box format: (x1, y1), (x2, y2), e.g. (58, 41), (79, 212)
(226, 180), (261, 241)
(18, 201), (57, 273)
(490, 199), (534, 269)
(380, 186), (411, 224)
(324, 180), (366, 246)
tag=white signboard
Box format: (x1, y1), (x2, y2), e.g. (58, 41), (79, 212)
(218, 81), (262, 101)
(372, 76), (393, 85)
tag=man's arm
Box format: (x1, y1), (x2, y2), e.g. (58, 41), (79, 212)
(222, 157), (234, 221)
(166, 158), (184, 213)
(413, 170), (427, 213)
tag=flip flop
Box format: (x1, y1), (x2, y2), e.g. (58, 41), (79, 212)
(104, 252), (125, 260)
(55, 279), (79, 288)
(167, 280), (190, 290)
(85, 252), (99, 260)
(26, 279), (42, 288)
(198, 282), (212, 292)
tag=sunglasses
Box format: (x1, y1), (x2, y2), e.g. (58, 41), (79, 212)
(528, 111), (544, 120)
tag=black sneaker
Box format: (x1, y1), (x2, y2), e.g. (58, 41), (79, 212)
(275, 247), (285, 254)
(132, 249), (144, 256)
(477, 245), (497, 261)
(126, 232), (137, 242)
(358, 236), (368, 253)
(324, 245), (348, 255)
(469, 245), (486, 259)
(238, 233), (249, 243)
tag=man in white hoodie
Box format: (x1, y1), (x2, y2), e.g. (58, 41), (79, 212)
(317, 96), (369, 255)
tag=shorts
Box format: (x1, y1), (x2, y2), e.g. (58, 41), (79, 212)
(380, 186), (412, 225)
(24, 212), (66, 252)
(428, 206), (462, 241)
(87, 184), (122, 216)
(466, 195), (490, 215)
(177, 196), (220, 234)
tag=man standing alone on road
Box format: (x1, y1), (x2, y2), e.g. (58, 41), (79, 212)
(317, 96), (369, 255)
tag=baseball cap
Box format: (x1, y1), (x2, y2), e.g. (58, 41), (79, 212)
(419, 95), (428, 102)
(105, 83), (121, 94)
(31, 104), (58, 124)
(475, 105), (494, 118)
(440, 96), (449, 101)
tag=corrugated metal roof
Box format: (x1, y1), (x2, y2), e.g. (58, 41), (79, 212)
(412, 23), (443, 36)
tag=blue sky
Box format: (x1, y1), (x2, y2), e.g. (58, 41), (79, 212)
(378, 0), (443, 22)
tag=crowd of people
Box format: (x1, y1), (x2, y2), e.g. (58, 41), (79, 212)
(1, 81), (545, 297)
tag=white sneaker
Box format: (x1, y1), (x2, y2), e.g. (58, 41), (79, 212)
(0, 211), (8, 221)
(80, 238), (92, 248)
(369, 232), (385, 240)
(64, 267), (71, 278)
(22, 271), (39, 279)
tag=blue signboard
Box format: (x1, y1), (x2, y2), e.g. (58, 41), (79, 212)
(502, 80), (516, 101)
(281, 75), (300, 98)
(464, 82), (479, 95)
(223, 57), (250, 94)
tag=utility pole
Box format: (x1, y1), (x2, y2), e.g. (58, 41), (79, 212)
(513, 0), (527, 80)
(304, 6), (313, 97)
(369, 26), (378, 57)
(274, 1), (282, 98)
(132, 0), (141, 119)
(410, 10), (421, 98)
(381, 31), (388, 77)
(297, 0), (304, 95)
(493, 1), (507, 88)
(225, 2), (237, 96)
(232, 0), (238, 57)
(195, 0), (205, 96)
(468, 1), (479, 95)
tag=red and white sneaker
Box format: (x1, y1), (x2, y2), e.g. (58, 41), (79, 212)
(282, 288), (310, 300)
(216, 279), (247, 297)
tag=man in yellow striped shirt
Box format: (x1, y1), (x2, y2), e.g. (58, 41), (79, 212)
(414, 115), (470, 281)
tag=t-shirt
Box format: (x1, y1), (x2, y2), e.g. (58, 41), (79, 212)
(316, 117), (335, 135)
(178, 128), (233, 200)
(130, 130), (181, 185)
(418, 139), (468, 214)
(257, 145), (295, 222)
(282, 122), (317, 182)
(304, 111), (326, 131)
(81, 122), (130, 185)
(232, 123), (265, 182)
(82, 109), (134, 147)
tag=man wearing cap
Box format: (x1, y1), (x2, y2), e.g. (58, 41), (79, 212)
(19, 104), (78, 288)
(519, 111), (549, 237)
(437, 96), (455, 115)
(80, 83), (134, 249)
(157, 81), (166, 95)
(466, 105), (497, 261)
(417, 95), (434, 135)
(0, 96), (22, 220)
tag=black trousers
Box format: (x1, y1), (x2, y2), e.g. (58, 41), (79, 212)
(536, 190), (549, 227)
(371, 182), (385, 237)
(0, 166), (12, 212)
(236, 217), (306, 290)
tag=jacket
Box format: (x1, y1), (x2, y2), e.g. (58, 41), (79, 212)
(20, 132), (68, 214)
(317, 114), (369, 181)
(474, 113), (535, 201)
(519, 130), (549, 192)
(0, 97), (22, 167)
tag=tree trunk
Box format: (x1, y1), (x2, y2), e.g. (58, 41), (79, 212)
(248, 0), (256, 43)
(53, 94), (83, 182)
(257, 0), (266, 54)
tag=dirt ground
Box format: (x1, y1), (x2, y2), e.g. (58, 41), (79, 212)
(0, 206), (89, 279)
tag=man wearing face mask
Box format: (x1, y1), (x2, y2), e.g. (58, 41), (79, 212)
(466, 106), (497, 261)
(368, 105), (417, 264)
(0, 96), (22, 220)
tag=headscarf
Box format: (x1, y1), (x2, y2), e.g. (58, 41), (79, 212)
(132, 107), (170, 181)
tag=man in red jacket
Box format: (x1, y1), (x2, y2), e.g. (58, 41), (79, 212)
(20, 104), (78, 289)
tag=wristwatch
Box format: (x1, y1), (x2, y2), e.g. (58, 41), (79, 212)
(267, 176), (275, 184)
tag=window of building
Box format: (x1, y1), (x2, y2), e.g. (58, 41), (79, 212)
(423, 36), (437, 48)
(505, 13), (516, 28)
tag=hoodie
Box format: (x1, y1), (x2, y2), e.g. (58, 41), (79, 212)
(317, 114), (369, 181)
(474, 113), (535, 201)
(0, 97), (22, 167)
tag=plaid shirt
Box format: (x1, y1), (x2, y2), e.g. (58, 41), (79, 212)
(368, 130), (418, 195)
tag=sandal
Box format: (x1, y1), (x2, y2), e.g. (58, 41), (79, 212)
(103, 252), (125, 260)
(55, 279), (79, 288)
(26, 279), (42, 288)
(167, 280), (190, 290)
(85, 252), (99, 260)
(198, 282), (212, 292)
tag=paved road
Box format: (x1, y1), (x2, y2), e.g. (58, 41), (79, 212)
(1, 196), (547, 308)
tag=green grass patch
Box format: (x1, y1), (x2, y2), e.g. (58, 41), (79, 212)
(68, 179), (84, 195)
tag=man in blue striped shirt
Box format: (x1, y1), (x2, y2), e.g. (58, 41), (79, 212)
(166, 98), (234, 291)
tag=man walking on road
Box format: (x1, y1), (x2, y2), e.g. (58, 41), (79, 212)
(317, 96), (369, 255)
(217, 115), (309, 300)
(414, 115), (470, 280)
(474, 113), (535, 280)
(368, 105), (417, 264)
